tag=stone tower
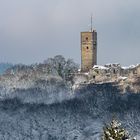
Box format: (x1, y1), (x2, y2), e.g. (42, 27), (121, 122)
(81, 30), (97, 72)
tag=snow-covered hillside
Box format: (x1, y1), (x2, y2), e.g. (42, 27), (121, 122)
(0, 57), (139, 139)
(0, 83), (140, 139)
(0, 56), (78, 104)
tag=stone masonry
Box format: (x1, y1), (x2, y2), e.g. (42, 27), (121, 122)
(81, 30), (97, 72)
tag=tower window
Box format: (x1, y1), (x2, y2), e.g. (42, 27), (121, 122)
(86, 46), (89, 49)
(86, 37), (88, 41)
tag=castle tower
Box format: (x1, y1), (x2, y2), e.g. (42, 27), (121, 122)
(81, 29), (97, 72)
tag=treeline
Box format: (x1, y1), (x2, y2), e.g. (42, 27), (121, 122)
(5, 55), (79, 83)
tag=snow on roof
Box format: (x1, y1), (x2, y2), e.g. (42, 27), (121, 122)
(122, 65), (137, 70)
(129, 65), (136, 69)
(93, 65), (109, 70)
(121, 66), (129, 70)
(92, 63), (139, 71)
(136, 64), (140, 68)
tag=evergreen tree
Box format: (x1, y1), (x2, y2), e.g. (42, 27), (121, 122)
(102, 119), (136, 140)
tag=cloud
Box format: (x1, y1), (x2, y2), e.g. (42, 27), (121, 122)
(0, 0), (140, 65)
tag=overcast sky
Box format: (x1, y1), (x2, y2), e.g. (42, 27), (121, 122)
(0, 0), (140, 66)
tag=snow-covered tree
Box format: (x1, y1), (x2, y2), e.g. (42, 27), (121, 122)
(44, 55), (79, 82)
(102, 119), (136, 140)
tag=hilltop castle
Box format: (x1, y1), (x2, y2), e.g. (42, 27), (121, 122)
(77, 22), (140, 92)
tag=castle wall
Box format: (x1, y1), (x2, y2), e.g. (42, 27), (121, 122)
(87, 64), (140, 83)
(136, 64), (140, 76)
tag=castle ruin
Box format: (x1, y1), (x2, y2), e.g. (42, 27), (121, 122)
(77, 22), (140, 92)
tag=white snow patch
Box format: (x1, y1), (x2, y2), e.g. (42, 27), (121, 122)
(122, 66), (129, 70)
(93, 65), (109, 70)
(84, 72), (89, 75)
(122, 65), (137, 70)
(118, 76), (128, 80)
(78, 69), (81, 72)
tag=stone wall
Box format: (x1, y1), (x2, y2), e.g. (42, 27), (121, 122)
(87, 64), (140, 83)
(81, 31), (97, 72)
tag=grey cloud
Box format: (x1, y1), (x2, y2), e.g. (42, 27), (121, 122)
(0, 0), (140, 65)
